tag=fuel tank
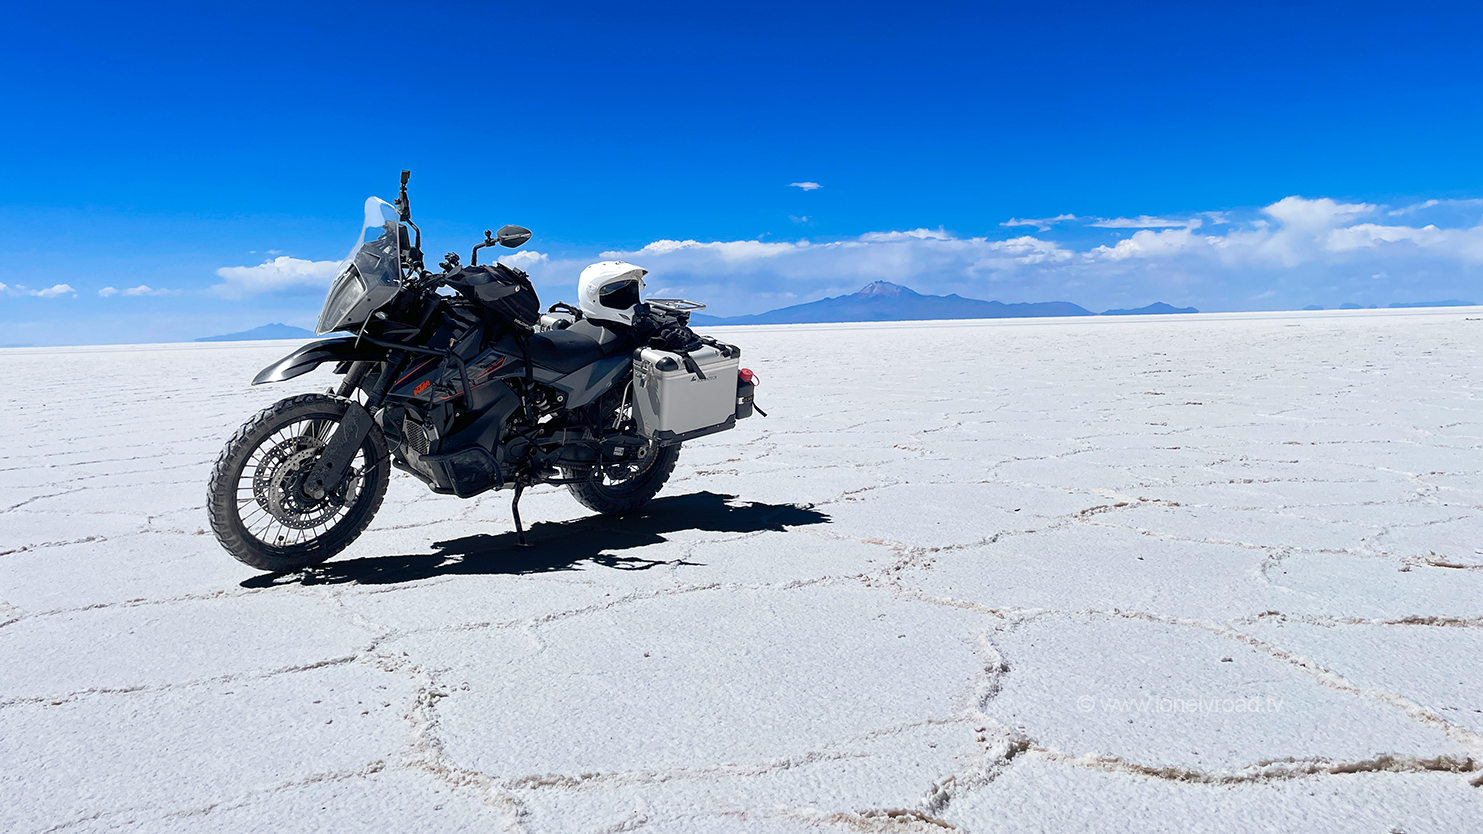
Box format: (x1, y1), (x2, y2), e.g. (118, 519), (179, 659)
(387, 321), (634, 412)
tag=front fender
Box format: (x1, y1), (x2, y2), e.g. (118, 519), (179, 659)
(252, 337), (385, 385)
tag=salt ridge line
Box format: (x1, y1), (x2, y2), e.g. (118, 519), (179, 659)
(1, 312), (1480, 832)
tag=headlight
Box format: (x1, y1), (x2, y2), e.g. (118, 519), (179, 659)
(316, 264), (367, 334)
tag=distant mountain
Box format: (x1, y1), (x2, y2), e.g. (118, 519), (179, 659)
(1387, 300), (1476, 308)
(1303, 305), (1324, 311)
(689, 281), (1094, 325)
(1101, 302), (1200, 316)
(196, 323), (316, 342)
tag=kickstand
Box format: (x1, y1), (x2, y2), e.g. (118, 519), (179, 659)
(511, 480), (534, 549)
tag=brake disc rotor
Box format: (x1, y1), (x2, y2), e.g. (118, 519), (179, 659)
(252, 435), (346, 529)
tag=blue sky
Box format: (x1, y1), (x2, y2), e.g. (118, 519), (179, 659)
(2, 1), (1481, 345)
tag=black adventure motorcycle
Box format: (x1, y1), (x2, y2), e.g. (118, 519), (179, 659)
(207, 172), (761, 572)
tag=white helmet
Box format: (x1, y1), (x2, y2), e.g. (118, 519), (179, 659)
(578, 261), (647, 326)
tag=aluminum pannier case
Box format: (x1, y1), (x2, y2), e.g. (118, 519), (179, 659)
(632, 344), (741, 444)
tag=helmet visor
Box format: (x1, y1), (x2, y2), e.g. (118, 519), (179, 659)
(599, 279), (640, 311)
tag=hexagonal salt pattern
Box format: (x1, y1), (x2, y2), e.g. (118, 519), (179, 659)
(3, 309), (1480, 832)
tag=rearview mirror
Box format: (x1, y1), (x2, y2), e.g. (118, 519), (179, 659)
(497, 225), (532, 248)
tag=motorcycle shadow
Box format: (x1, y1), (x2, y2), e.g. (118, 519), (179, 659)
(240, 491), (830, 588)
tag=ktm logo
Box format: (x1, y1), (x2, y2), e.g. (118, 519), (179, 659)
(413, 380), (431, 396)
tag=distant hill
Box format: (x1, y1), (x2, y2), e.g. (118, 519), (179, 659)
(1101, 302), (1200, 316)
(689, 281), (1095, 325)
(1387, 300), (1476, 308)
(196, 323), (315, 342)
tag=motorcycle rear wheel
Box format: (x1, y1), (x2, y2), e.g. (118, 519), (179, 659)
(563, 442), (680, 515)
(207, 393), (389, 572)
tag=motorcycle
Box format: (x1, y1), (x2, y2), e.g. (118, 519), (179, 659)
(207, 171), (762, 572)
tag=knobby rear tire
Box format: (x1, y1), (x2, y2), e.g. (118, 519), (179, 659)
(564, 443), (680, 515)
(207, 393), (389, 573)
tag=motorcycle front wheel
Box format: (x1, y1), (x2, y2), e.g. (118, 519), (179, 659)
(207, 393), (389, 572)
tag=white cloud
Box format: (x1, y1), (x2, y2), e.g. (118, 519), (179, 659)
(1063, 195), (1482, 308)
(543, 228), (1083, 317)
(520, 194), (1482, 316)
(1262, 196), (1374, 230)
(1386, 198), (1483, 217)
(99, 284), (170, 297)
(789, 182), (821, 191)
(789, 215), (809, 224)
(30, 284), (75, 298)
(1001, 214), (1077, 232)
(211, 256), (342, 299)
(1389, 199), (1440, 216)
(1325, 222), (1483, 261)
(1326, 223), (1449, 250)
(857, 228), (955, 242)
(1078, 196), (1482, 270)
(1088, 227), (1204, 261)
(603, 239), (801, 261)
(496, 250), (549, 270)
(1090, 216), (1201, 229)
(986, 236), (1075, 266)
(1004, 214), (1205, 232)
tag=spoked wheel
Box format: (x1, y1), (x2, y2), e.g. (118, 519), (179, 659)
(563, 440), (681, 515)
(207, 393), (389, 572)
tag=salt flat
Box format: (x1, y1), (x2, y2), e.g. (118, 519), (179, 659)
(2, 308), (1481, 833)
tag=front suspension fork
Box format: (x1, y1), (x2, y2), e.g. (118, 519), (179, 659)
(306, 353), (404, 498)
(335, 360), (373, 398)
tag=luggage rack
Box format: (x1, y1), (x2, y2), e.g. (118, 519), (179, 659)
(645, 298), (707, 313)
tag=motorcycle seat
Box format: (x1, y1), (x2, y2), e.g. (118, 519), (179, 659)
(526, 328), (608, 374)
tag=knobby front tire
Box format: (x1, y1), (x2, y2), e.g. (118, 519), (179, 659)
(207, 393), (389, 572)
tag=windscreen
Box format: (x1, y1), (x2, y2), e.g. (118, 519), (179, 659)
(316, 197), (405, 334)
(348, 197), (402, 287)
